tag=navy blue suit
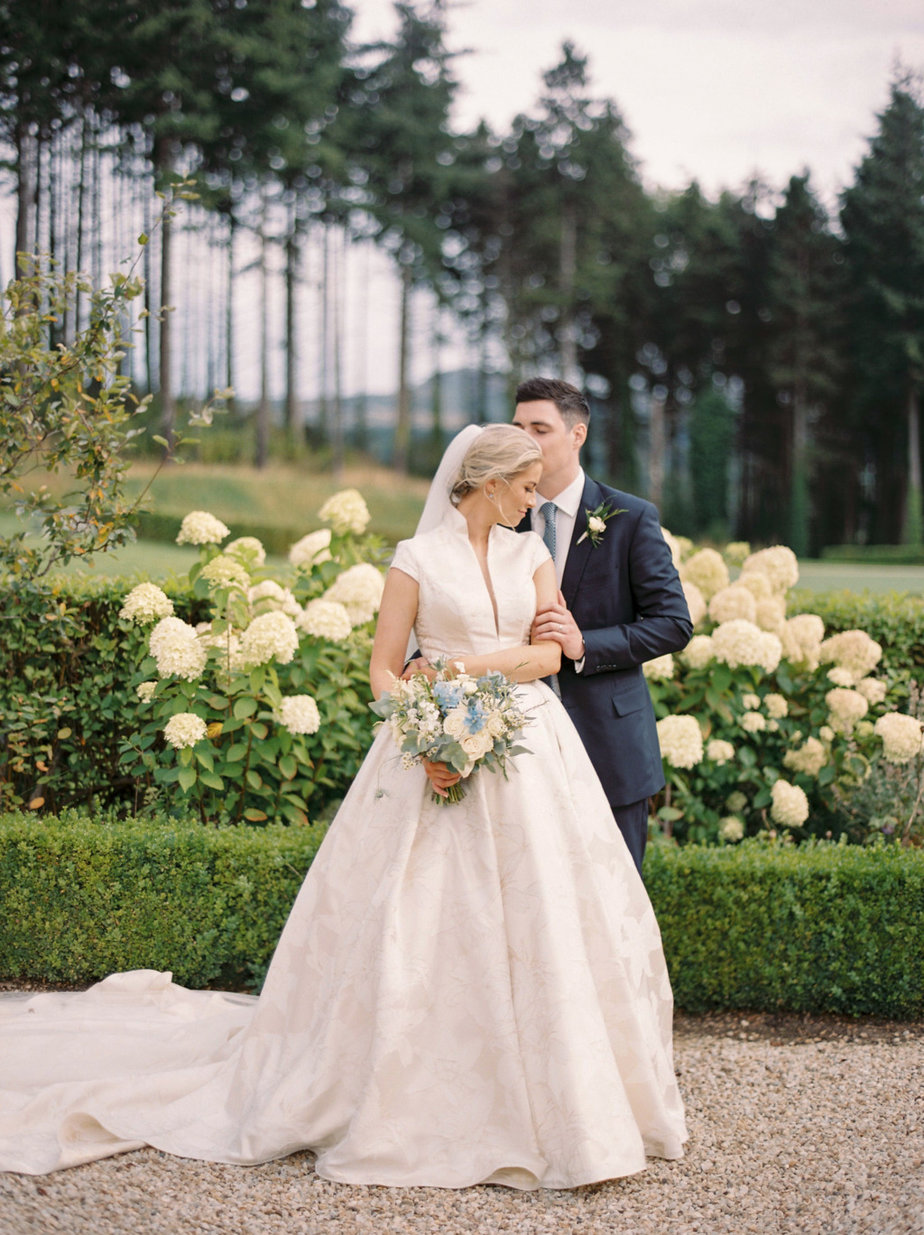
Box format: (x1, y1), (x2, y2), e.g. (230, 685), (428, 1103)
(520, 476), (692, 870)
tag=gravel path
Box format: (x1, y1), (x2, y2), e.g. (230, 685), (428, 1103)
(1, 1011), (921, 1235)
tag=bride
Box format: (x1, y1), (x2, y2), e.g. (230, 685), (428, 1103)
(0, 425), (687, 1189)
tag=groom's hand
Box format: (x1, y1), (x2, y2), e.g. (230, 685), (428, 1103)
(401, 656), (433, 680)
(532, 591), (585, 661)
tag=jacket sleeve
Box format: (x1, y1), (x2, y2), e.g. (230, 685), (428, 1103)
(579, 500), (692, 675)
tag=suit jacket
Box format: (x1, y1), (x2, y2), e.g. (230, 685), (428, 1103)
(519, 475), (692, 806)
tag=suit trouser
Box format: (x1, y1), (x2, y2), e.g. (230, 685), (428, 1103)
(610, 798), (649, 877)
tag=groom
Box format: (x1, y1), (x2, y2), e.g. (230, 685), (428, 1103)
(512, 377), (692, 873)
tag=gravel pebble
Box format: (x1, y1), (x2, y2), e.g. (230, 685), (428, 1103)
(1, 1013), (921, 1235)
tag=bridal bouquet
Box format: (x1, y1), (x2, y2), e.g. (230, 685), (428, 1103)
(370, 660), (531, 804)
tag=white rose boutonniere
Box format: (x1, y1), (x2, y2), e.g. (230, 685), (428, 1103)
(576, 499), (627, 547)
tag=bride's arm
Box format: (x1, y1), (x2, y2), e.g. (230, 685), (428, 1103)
(369, 568), (419, 700)
(447, 559), (561, 683)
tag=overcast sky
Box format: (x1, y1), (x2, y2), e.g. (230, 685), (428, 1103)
(353, 0), (924, 203)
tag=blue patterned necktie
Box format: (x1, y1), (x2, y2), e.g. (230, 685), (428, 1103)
(540, 501), (557, 562)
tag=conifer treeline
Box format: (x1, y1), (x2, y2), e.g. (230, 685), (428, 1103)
(2, 1), (923, 549)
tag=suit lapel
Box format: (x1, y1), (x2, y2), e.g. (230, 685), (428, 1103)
(561, 477), (603, 604)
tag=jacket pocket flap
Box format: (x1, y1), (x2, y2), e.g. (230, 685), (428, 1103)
(611, 682), (648, 717)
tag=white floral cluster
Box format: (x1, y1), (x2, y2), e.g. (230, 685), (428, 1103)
(825, 687), (869, 736)
(289, 528), (333, 569)
(248, 580), (301, 618)
(324, 562), (384, 627)
(297, 599), (353, 643)
(711, 619), (782, 675)
(680, 634), (714, 669)
(163, 712), (207, 749)
(149, 617), (208, 681)
(643, 653), (675, 681)
(319, 488), (371, 535)
(741, 545), (799, 593)
(277, 695), (321, 736)
(719, 815), (745, 842)
(120, 583), (174, 624)
(225, 536), (266, 566)
(239, 611), (300, 667)
(874, 712), (924, 765)
(655, 715), (704, 769)
(770, 779), (809, 827)
(176, 511), (230, 545)
(680, 547), (729, 602)
(706, 738), (735, 766)
(819, 630), (883, 685)
(783, 736), (828, 777)
(201, 554), (250, 590)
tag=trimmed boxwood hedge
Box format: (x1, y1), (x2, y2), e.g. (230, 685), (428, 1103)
(2, 815), (922, 1017)
(0, 811), (326, 990)
(645, 839), (924, 1019)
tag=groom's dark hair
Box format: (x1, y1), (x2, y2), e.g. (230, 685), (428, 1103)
(515, 377), (590, 428)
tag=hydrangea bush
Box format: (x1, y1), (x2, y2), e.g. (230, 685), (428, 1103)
(648, 538), (922, 845)
(118, 490), (384, 825)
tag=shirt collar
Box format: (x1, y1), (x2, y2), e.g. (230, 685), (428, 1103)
(537, 468), (585, 519)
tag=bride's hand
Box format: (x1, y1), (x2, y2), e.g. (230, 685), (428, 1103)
(401, 656), (433, 681)
(422, 758), (462, 797)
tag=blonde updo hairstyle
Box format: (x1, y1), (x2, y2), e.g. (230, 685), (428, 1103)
(450, 425), (542, 505)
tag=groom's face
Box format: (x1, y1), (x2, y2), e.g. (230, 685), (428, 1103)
(512, 399), (585, 496)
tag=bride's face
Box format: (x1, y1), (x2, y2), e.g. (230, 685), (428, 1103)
(487, 461), (543, 528)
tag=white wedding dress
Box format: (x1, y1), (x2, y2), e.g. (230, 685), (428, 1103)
(0, 510), (686, 1188)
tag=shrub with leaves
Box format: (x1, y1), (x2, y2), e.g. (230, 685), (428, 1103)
(647, 538), (918, 844)
(118, 491), (385, 825)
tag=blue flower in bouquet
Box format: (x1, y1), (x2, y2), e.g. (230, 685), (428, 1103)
(370, 659), (531, 805)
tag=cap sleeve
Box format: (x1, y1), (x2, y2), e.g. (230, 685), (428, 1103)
(525, 530), (551, 574)
(390, 538), (420, 582)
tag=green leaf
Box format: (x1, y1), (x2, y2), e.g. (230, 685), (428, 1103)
(233, 697), (258, 719)
(177, 767), (197, 792)
(279, 754), (297, 780)
(199, 771), (225, 791)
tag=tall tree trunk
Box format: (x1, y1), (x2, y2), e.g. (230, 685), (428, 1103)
(255, 189), (271, 469)
(331, 226), (344, 476)
(283, 205), (297, 448)
(393, 261), (413, 473)
(352, 242), (370, 451)
(903, 383), (922, 547)
(559, 201), (578, 383)
(789, 383), (811, 557)
(648, 393), (665, 509)
(159, 201), (176, 446)
(317, 223), (330, 445)
(14, 115), (38, 277)
(225, 212), (236, 413)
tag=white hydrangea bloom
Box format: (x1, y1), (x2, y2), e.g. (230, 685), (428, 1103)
(855, 677), (887, 706)
(325, 562), (385, 626)
(712, 619), (782, 674)
(770, 779), (810, 827)
(741, 710), (766, 734)
(661, 527), (682, 566)
(827, 666), (856, 688)
(819, 725), (835, 743)
(874, 712), (924, 765)
(319, 488), (371, 535)
(682, 579), (707, 627)
(755, 595), (787, 634)
(709, 584), (757, 625)
(289, 528), (333, 569)
(681, 634), (714, 670)
(225, 536), (266, 566)
(297, 599), (353, 642)
(248, 579), (301, 618)
(736, 570), (772, 601)
(726, 790), (748, 813)
(742, 545), (799, 593)
(783, 737), (827, 777)
(201, 554), (250, 590)
(819, 629), (883, 683)
(240, 611), (300, 666)
(719, 816), (745, 842)
(176, 510), (230, 545)
(643, 654), (675, 681)
(163, 712), (208, 749)
(120, 582), (174, 624)
(148, 616), (208, 681)
(136, 681), (157, 702)
(742, 692), (761, 710)
(681, 547), (729, 602)
(278, 694), (321, 736)
(765, 693), (789, 719)
(723, 541), (751, 566)
(656, 715), (704, 769)
(825, 687), (869, 735)
(707, 738), (735, 765)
